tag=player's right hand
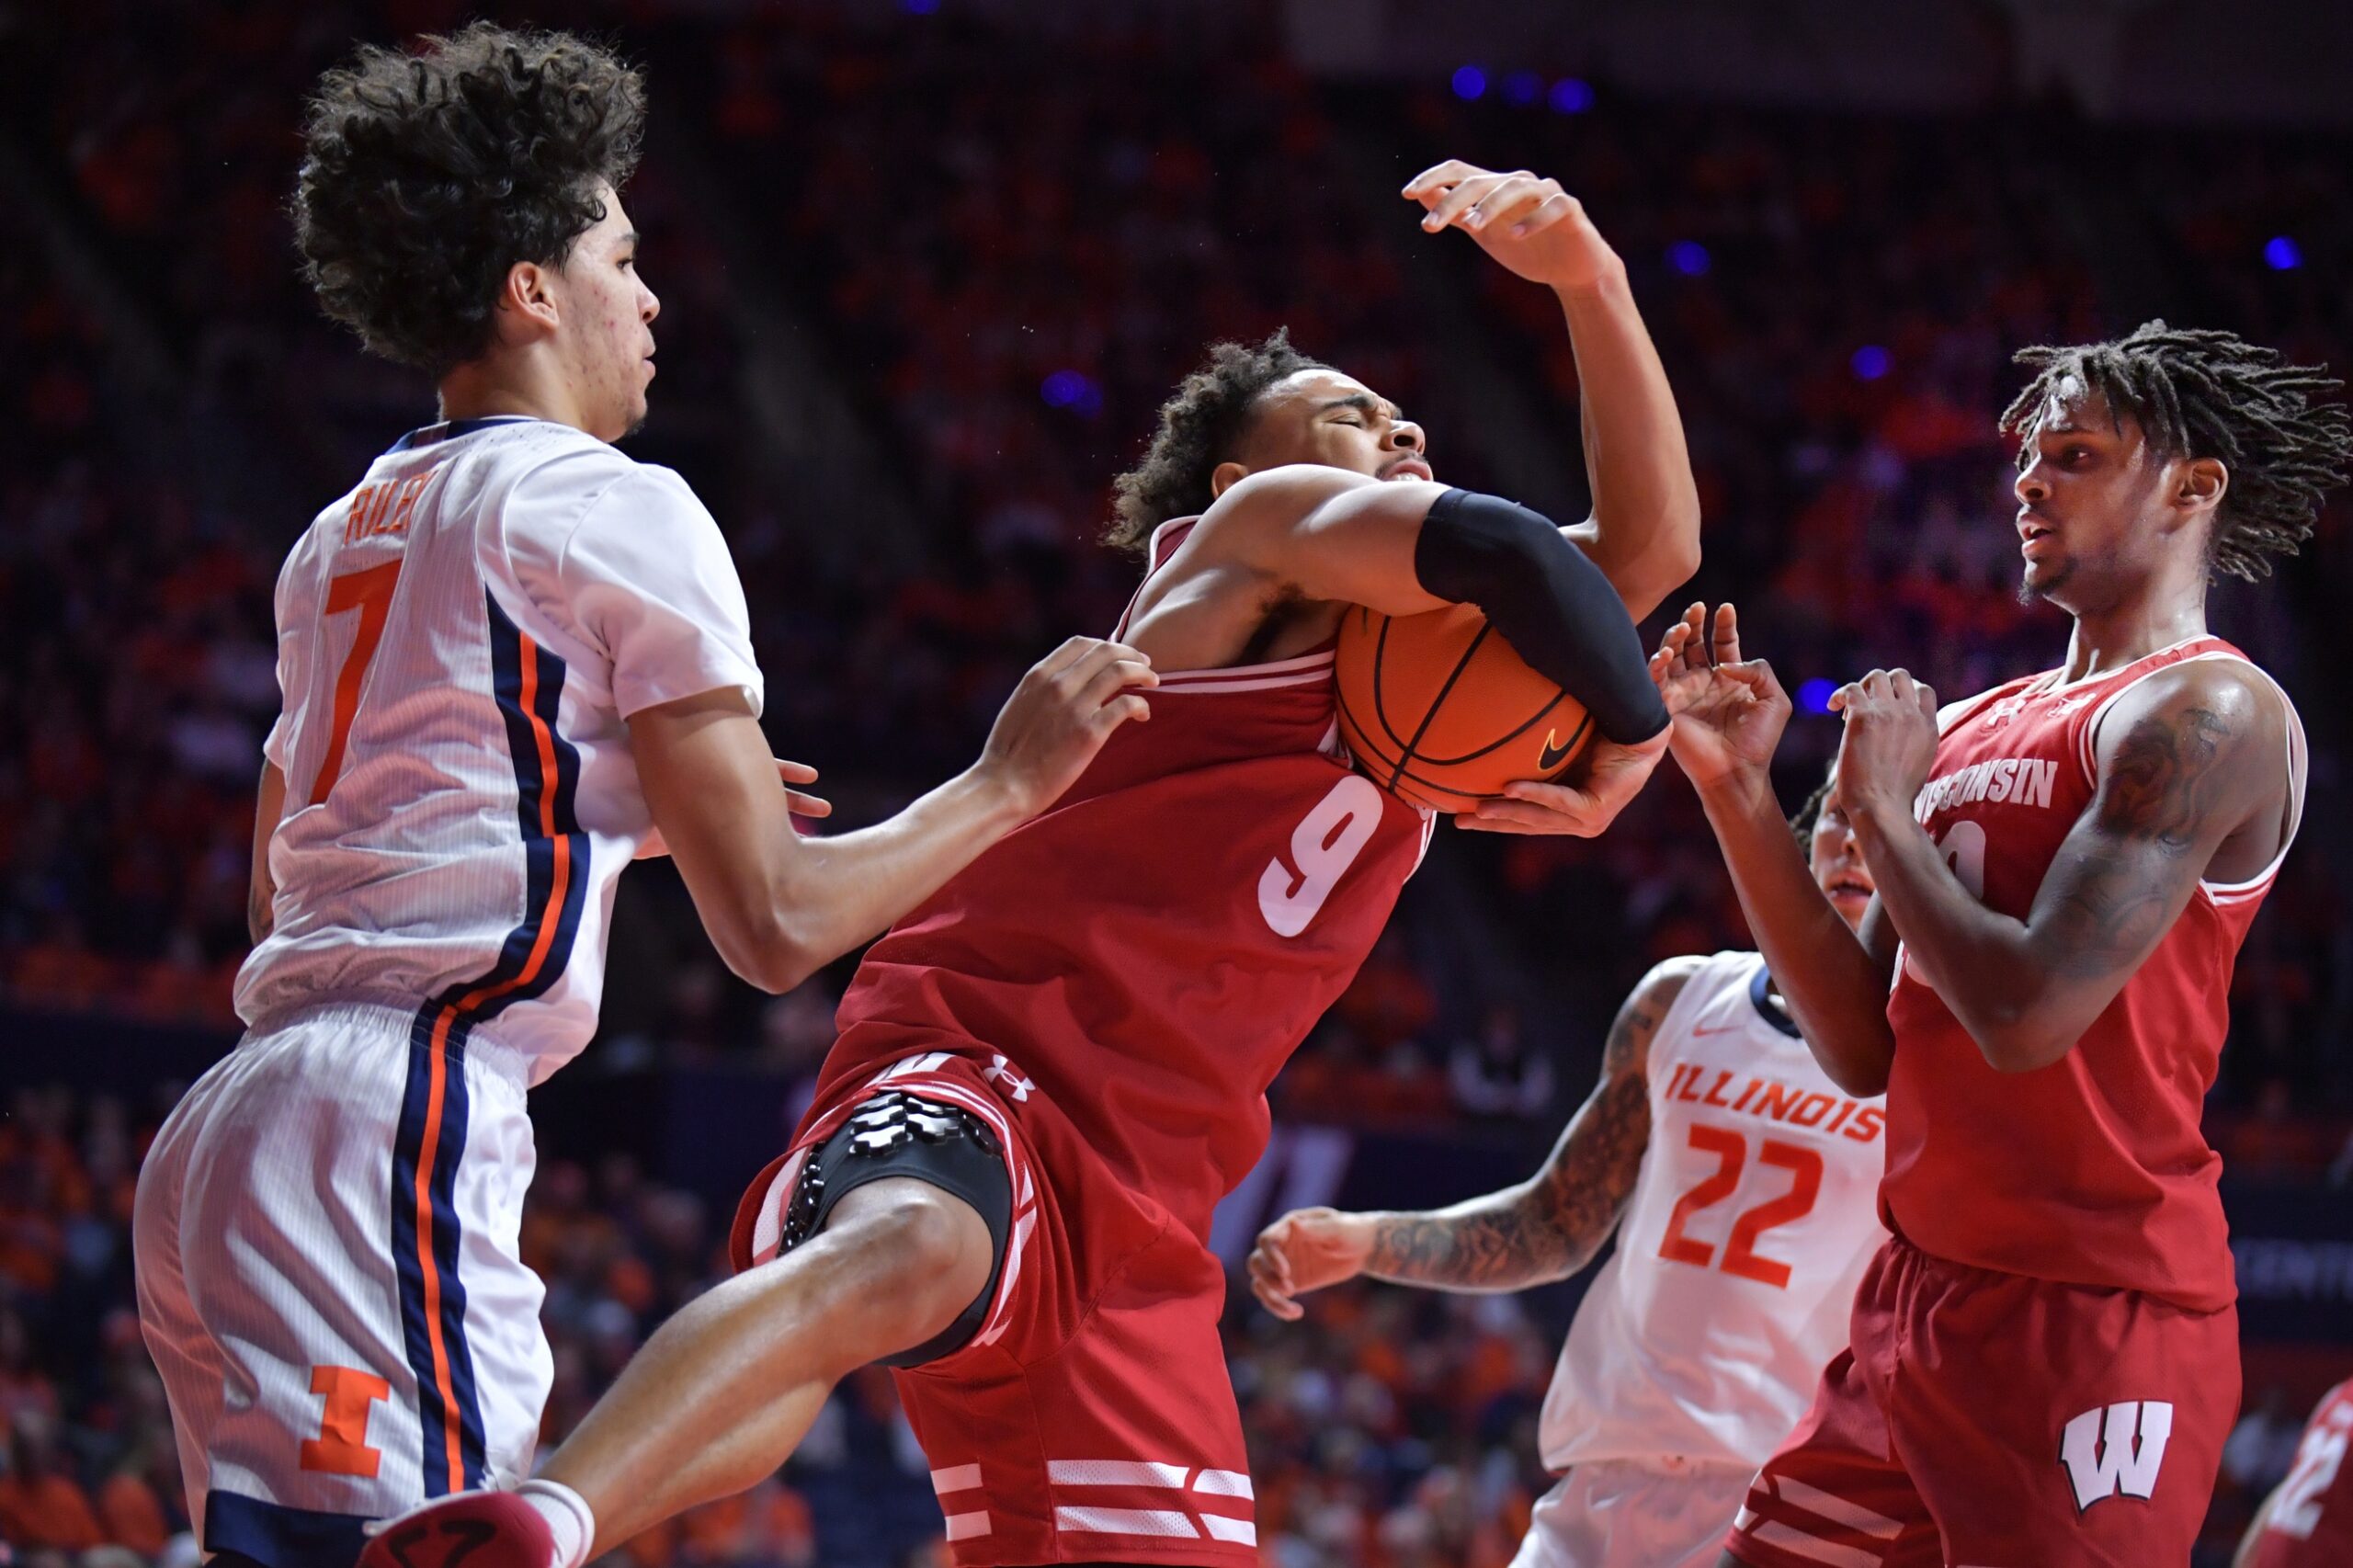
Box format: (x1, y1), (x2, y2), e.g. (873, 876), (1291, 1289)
(974, 637), (1156, 818)
(1248, 1206), (1375, 1321)
(1653, 602), (1791, 791)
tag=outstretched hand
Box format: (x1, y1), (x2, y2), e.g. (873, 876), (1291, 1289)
(1654, 603), (1791, 791)
(1403, 160), (1619, 291)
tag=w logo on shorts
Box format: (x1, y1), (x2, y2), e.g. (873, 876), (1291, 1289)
(2060, 1402), (2174, 1511)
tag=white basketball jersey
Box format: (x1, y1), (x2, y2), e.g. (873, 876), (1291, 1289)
(235, 415), (763, 1081)
(1539, 950), (1888, 1471)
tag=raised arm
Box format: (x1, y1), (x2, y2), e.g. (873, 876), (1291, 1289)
(632, 637), (1154, 995)
(1246, 958), (1691, 1312)
(1836, 658), (2290, 1073)
(1403, 161), (1700, 619)
(1660, 605), (1900, 1096)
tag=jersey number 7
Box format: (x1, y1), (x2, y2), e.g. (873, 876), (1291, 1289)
(309, 561), (404, 806)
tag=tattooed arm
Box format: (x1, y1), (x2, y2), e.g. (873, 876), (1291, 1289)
(1843, 660), (2289, 1074)
(1246, 958), (1694, 1315)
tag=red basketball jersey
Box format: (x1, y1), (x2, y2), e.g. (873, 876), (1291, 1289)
(2253, 1380), (2353, 1567)
(1882, 635), (2302, 1311)
(814, 519), (1432, 1239)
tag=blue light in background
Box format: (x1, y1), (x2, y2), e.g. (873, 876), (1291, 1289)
(902, 0), (939, 12)
(1040, 370), (1094, 410)
(1850, 345), (1892, 381)
(1451, 65), (1487, 100)
(1502, 70), (1543, 107)
(1665, 240), (1711, 277)
(1798, 678), (1839, 714)
(1549, 77), (1595, 114)
(2265, 235), (2303, 271)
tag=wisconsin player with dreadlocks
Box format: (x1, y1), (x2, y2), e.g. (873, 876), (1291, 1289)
(1604, 321), (2347, 1566)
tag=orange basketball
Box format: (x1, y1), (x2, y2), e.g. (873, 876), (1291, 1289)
(1335, 602), (1592, 812)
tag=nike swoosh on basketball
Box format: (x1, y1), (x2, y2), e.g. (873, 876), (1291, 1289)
(1538, 729), (1576, 770)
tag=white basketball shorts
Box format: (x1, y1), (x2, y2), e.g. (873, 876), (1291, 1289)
(134, 1001), (548, 1566)
(1511, 1457), (1756, 1568)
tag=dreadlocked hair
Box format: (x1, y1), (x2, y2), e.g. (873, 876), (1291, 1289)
(1998, 320), (2352, 582)
(1106, 329), (1324, 552)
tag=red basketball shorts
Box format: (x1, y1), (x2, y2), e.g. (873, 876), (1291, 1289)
(1725, 1234), (2238, 1568)
(732, 1049), (1256, 1567)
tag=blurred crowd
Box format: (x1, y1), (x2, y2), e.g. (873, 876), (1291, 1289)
(4, 2), (2353, 1562)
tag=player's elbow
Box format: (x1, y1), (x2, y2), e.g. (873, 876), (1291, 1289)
(1822, 1057), (1890, 1099)
(1973, 1017), (2076, 1074)
(710, 906), (826, 995)
(1962, 984), (2080, 1074)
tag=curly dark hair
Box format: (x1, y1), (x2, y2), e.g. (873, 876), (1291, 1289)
(292, 23), (647, 378)
(1106, 329), (1325, 552)
(1999, 320), (2352, 582)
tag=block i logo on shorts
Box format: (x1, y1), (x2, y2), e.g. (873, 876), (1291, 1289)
(2060, 1401), (2174, 1512)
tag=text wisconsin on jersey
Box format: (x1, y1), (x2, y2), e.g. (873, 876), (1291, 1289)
(1912, 756), (2062, 822)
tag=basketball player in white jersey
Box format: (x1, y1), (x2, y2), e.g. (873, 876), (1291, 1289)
(131, 27), (1153, 1568)
(1249, 767), (1888, 1568)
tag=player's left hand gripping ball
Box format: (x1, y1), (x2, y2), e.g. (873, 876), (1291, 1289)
(1457, 728), (1671, 836)
(1404, 159), (1616, 290)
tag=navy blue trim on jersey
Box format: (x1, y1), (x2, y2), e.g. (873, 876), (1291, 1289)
(205, 1488), (372, 1568)
(388, 590), (590, 1494)
(388, 414), (541, 453)
(1749, 963), (1803, 1039)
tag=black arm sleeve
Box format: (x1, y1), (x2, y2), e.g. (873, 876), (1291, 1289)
(1412, 487), (1668, 744)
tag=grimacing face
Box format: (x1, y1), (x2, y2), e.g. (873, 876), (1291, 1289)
(550, 184), (661, 441)
(1809, 781), (1874, 934)
(1227, 368), (1433, 486)
(2012, 380), (2221, 610)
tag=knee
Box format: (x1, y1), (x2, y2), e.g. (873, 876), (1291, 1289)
(822, 1180), (995, 1341)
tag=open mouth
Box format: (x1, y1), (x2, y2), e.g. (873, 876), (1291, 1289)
(1827, 876), (1873, 900)
(1381, 457), (1434, 482)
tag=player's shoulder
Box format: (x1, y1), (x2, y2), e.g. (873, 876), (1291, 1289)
(2091, 651), (2285, 763)
(1630, 951), (1722, 1009)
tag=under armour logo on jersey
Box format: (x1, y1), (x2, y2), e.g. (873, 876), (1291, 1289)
(2060, 1401), (2174, 1511)
(1983, 693), (2032, 729)
(983, 1054), (1034, 1102)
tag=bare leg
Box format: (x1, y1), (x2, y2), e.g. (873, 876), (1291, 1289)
(540, 1177), (994, 1551)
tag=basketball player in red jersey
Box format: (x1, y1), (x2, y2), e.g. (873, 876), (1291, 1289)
(1623, 323), (2347, 1566)
(2235, 1378), (2353, 1566)
(359, 160), (1701, 1568)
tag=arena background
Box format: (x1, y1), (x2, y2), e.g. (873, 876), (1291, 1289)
(6, 1), (2352, 1563)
